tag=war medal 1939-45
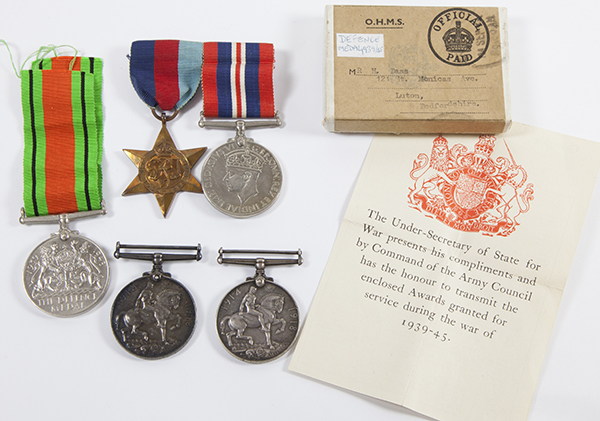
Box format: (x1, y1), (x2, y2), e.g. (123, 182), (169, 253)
(216, 248), (302, 363)
(123, 40), (206, 218)
(199, 42), (282, 218)
(20, 53), (110, 317)
(111, 243), (201, 359)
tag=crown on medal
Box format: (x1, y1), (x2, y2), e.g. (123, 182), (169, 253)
(475, 135), (496, 156)
(226, 149), (265, 172)
(443, 21), (474, 53)
(155, 140), (173, 156)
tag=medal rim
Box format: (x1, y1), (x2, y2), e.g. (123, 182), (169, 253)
(201, 142), (283, 218)
(215, 280), (299, 364)
(110, 275), (197, 360)
(23, 232), (110, 318)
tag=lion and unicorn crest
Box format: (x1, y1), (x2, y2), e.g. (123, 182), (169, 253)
(408, 135), (534, 237)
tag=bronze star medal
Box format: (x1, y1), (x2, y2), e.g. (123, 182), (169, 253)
(123, 120), (206, 217)
(125, 40), (205, 217)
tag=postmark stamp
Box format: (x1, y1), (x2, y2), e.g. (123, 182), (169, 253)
(428, 8), (490, 66)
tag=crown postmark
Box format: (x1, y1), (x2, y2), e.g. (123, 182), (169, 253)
(428, 8), (489, 66)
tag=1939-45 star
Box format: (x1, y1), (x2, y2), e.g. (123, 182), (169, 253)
(122, 124), (206, 217)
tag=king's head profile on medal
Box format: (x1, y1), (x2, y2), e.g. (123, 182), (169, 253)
(223, 147), (265, 206)
(199, 42), (283, 218)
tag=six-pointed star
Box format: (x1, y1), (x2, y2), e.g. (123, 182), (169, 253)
(123, 124), (206, 217)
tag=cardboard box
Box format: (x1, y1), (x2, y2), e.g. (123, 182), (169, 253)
(324, 5), (511, 134)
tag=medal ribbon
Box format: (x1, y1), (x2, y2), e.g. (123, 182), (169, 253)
(202, 42), (275, 119)
(129, 40), (203, 111)
(21, 56), (104, 217)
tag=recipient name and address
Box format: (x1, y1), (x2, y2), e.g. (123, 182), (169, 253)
(345, 66), (491, 113)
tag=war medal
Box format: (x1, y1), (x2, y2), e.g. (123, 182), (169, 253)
(21, 54), (110, 317)
(111, 243), (201, 359)
(199, 42), (282, 218)
(123, 40), (206, 217)
(216, 248), (302, 363)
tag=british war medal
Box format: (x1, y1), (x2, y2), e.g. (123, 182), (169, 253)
(199, 42), (282, 218)
(111, 243), (201, 359)
(123, 40), (206, 217)
(21, 55), (110, 317)
(216, 248), (302, 363)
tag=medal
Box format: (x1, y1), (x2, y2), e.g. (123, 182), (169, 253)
(20, 54), (110, 317)
(199, 42), (282, 218)
(216, 248), (302, 363)
(123, 40), (206, 217)
(111, 243), (201, 359)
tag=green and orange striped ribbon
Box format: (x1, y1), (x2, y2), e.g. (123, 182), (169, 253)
(21, 56), (103, 217)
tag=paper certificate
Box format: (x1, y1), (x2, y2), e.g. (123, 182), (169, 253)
(289, 123), (600, 421)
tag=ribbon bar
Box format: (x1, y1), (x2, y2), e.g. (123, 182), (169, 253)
(130, 40), (203, 111)
(21, 56), (104, 218)
(202, 42), (275, 119)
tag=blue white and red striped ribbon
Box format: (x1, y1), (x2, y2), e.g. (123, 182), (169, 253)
(129, 40), (203, 111)
(202, 42), (275, 119)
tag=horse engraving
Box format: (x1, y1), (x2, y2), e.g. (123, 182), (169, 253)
(219, 290), (286, 350)
(116, 282), (182, 346)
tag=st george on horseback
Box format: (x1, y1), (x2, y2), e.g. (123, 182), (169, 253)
(220, 289), (286, 349)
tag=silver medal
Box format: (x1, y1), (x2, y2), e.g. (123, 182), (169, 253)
(110, 243), (201, 359)
(215, 248), (302, 363)
(199, 114), (282, 218)
(22, 209), (109, 317)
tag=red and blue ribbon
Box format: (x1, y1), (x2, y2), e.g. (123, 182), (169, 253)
(202, 42), (275, 119)
(129, 40), (203, 111)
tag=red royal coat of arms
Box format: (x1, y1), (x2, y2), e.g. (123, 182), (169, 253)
(408, 135), (534, 237)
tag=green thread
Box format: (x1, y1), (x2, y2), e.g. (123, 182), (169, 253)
(32, 44), (79, 70)
(0, 41), (80, 77)
(0, 39), (20, 77)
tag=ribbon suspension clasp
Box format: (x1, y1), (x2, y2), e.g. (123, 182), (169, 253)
(19, 200), (107, 240)
(114, 242), (202, 280)
(217, 248), (302, 287)
(198, 111), (281, 147)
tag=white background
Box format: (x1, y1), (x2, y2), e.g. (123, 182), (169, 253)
(0, 1), (598, 420)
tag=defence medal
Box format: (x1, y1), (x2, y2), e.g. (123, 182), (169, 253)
(199, 42), (282, 218)
(21, 55), (110, 317)
(111, 243), (201, 359)
(216, 248), (302, 363)
(123, 40), (206, 217)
